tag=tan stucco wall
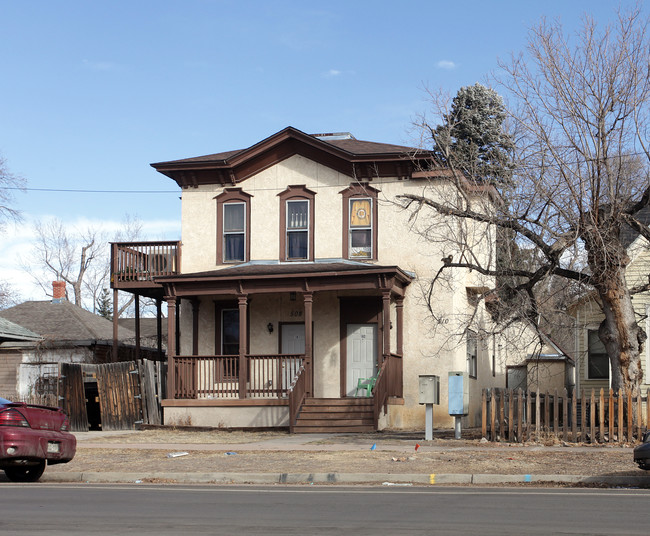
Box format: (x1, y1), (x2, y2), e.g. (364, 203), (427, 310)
(177, 155), (515, 429)
(164, 405), (289, 428)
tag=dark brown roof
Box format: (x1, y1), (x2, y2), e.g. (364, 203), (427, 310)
(321, 138), (419, 155)
(160, 137), (420, 166)
(156, 261), (413, 282)
(151, 126), (434, 188)
(0, 301), (135, 343)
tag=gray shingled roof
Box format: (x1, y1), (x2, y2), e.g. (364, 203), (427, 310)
(0, 301), (136, 343)
(118, 318), (167, 340)
(0, 317), (42, 342)
(621, 204), (650, 249)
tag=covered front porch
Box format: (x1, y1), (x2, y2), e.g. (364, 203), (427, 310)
(156, 262), (411, 432)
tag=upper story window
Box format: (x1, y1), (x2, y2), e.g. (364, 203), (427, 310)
(467, 330), (478, 379)
(340, 183), (378, 261)
(216, 188), (252, 264)
(587, 329), (609, 380)
(279, 185), (316, 261)
(287, 200), (309, 259)
(223, 203), (245, 262)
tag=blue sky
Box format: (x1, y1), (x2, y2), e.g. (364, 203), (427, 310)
(0, 0), (642, 300)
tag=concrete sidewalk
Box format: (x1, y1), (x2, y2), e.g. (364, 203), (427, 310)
(37, 430), (649, 488)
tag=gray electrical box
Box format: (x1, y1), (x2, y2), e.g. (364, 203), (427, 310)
(448, 371), (469, 415)
(418, 375), (440, 405)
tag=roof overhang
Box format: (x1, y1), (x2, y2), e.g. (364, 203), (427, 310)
(151, 126), (434, 188)
(155, 261), (414, 299)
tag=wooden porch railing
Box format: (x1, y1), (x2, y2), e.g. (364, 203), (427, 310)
(482, 387), (650, 443)
(171, 354), (305, 400)
(373, 353), (403, 426)
(111, 241), (181, 286)
(288, 365), (307, 433)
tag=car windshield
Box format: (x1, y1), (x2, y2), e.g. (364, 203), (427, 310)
(0, 397), (12, 404)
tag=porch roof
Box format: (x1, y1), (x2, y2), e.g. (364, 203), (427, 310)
(155, 260), (413, 298)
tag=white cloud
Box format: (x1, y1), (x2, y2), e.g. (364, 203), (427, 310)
(82, 59), (123, 72)
(436, 60), (457, 70)
(323, 69), (342, 78)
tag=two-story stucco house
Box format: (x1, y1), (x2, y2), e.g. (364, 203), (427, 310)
(110, 127), (513, 432)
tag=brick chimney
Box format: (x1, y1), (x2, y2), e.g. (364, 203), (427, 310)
(52, 281), (66, 303)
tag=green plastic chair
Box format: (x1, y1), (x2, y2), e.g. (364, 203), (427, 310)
(355, 375), (377, 397)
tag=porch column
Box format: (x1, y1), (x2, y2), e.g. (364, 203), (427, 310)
(134, 294), (141, 359)
(166, 297), (177, 399)
(382, 291), (391, 361)
(156, 298), (163, 360)
(396, 297), (404, 356)
(303, 292), (313, 396)
(238, 294), (248, 398)
(191, 299), (200, 356)
(112, 289), (119, 361)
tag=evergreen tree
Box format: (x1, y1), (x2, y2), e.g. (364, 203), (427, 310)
(432, 83), (514, 183)
(96, 288), (112, 320)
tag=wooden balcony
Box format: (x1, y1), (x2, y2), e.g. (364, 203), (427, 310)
(110, 241), (181, 294)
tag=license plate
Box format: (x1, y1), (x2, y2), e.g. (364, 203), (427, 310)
(47, 442), (60, 453)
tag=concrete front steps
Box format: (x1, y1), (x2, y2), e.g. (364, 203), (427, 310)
(293, 397), (375, 433)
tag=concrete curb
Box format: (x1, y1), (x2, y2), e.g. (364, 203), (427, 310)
(40, 472), (650, 487)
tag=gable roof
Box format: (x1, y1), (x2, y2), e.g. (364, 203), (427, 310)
(621, 204), (650, 249)
(151, 126), (436, 188)
(0, 317), (42, 342)
(0, 301), (136, 343)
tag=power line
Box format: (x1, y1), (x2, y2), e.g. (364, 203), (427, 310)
(4, 187), (178, 193)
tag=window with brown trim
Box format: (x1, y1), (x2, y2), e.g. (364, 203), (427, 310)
(278, 185), (316, 261)
(340, 183), (378, 260)
(467, 330), (478, 379)
(216, 188), (252, 264)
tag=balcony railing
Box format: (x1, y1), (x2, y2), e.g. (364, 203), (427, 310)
(171, 354), (306, 400)
(111, 241), (181, 288)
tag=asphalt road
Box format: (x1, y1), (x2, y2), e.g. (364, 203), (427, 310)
(0, 484), (648, 535)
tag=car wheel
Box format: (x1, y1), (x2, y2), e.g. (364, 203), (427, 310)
(4, 460), (46, 482)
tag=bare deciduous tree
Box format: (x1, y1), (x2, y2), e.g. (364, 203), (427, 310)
(402, 8), (650, 393)
(0, 154), (24, 230)
(26, 214), (146, 315)
(28, 218), (104, 308)
(0, 281), (20, 310)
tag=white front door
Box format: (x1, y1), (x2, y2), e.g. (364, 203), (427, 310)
(281, 324), (305, 354)
(281, 324), (305, 389)
(346, 324), (377, 396)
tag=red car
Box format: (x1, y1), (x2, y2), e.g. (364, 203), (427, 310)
(0, 397), (76, 482)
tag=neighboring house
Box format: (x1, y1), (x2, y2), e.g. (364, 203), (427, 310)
(506, 328), (575, 394)
(0, 317), (42, 399)
(0, 282), (152, 401)
(110, 126), (527, 431)
(570, 206), (650, 395)
(118, 317), (168, 352)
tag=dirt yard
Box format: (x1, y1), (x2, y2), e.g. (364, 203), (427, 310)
(46, 429), (643, 478)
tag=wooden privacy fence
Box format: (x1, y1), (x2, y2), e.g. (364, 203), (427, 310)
(59, 359), (166, 431)
(482, 388), (650, 443)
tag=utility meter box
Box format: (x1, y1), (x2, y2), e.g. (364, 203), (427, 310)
(448, 371), (469, 415)
(418, 375), (440, 405)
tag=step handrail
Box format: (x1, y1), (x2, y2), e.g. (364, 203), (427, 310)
(288, 365), (307, 433)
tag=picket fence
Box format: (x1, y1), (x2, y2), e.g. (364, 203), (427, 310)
(482, 388), (650, 443)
